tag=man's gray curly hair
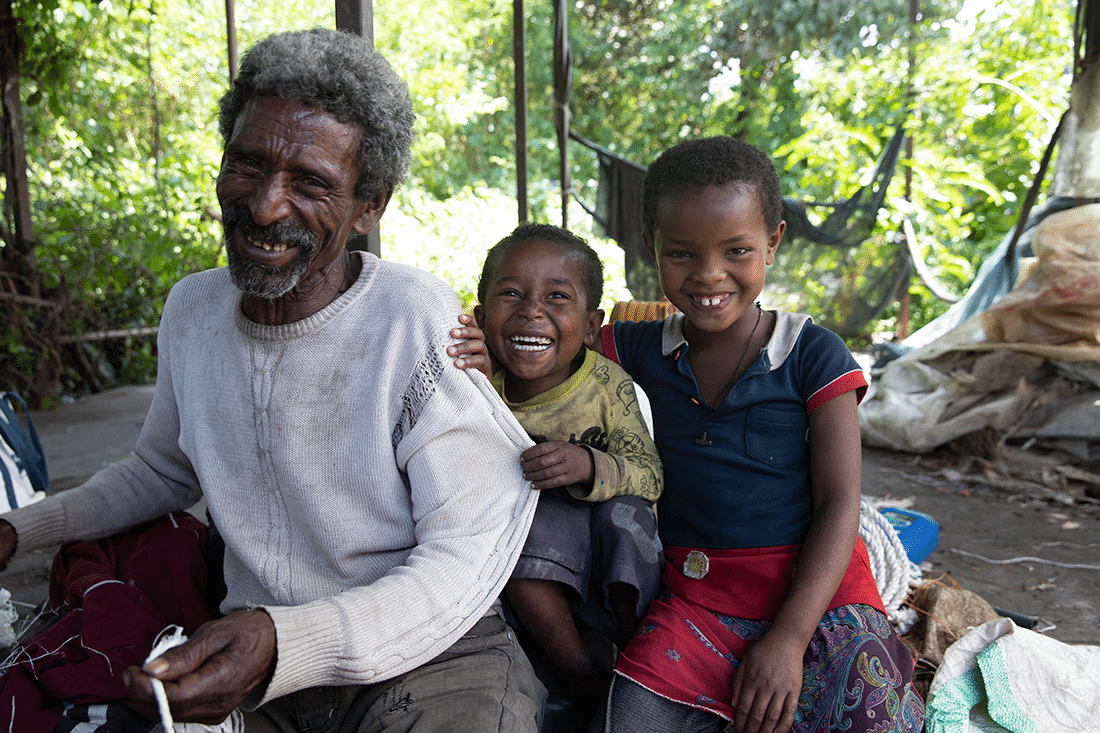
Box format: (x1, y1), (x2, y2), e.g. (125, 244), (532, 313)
(218, 28), (415, 200)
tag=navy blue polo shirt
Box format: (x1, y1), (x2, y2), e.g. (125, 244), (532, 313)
(602, 312), (867, 550)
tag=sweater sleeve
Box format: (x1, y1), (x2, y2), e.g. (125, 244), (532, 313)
(257, 339), (537, 703)
(568, 359), (663, 504)
(2, 282), (208, 552)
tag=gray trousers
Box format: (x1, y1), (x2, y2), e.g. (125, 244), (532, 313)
(245, 615), (546, 733)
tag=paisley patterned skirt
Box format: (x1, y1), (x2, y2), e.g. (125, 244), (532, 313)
(615, 590), (925, 732)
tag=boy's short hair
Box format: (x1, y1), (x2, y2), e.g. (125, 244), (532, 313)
(640, 136), (783, 245)
(478, 223), (604, 311)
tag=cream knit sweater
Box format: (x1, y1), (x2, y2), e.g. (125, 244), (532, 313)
(5, 252), (537, 704)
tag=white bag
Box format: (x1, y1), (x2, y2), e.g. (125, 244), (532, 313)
(926, 617), (1100, 733)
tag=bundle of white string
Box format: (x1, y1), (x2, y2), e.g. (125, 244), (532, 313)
(0, 589), (18, 649)
(858, 498), (921, 633)
(144, 626), (245, 733)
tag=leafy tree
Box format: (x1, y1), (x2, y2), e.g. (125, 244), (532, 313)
(558, 0), (1070, 337)
(799, 0), (1074, 336)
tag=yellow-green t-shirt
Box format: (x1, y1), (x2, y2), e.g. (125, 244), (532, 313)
(491, 349), (663, 503)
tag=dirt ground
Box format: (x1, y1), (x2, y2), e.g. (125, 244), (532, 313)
(861, 446), (1100, 647)
(3, 384), (1099, 652)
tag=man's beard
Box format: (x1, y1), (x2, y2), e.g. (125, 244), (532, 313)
(222, 205), (319, 300)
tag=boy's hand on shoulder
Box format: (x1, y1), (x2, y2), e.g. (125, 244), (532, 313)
(449, 313), (495, 380)
(519, 441), (594, 491)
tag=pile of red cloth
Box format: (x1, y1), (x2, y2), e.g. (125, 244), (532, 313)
(0, 511), (212, 731)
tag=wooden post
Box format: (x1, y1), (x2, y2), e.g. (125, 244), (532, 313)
(335, 0), (374, 44)
(335, 0), (381, 256)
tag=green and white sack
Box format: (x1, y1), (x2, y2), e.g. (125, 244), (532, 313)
(926, 617), (1100, 733)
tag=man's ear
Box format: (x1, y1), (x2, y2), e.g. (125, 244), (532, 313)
(584, 308), (605, 348)
(353, 189), (393, 235)
(473, 304), (486, 330)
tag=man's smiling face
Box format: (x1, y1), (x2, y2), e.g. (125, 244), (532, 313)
(216, 96), (375, 301)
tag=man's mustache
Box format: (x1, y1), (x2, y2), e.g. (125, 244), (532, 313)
(221, 205), (318, 252)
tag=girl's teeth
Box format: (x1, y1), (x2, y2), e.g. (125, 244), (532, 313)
(699, 296), (722, 307)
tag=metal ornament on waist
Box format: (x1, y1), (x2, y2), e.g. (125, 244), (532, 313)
(683, 550), (710, 579)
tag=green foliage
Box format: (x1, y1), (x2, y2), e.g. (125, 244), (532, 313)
(383, 184), (633, 314)
(742, 0), (1071, 337)
(0, 0), (1079, 401)
(375, 0), (517, 199)
(3, 0), (339, 399)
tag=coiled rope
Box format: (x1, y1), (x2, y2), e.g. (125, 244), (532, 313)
(858, 498), (922, 633)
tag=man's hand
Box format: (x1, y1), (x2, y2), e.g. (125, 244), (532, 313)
(124, 609), (276, 725)
(728, 631), (802, 733)
(0, 520), (17, 571)
(520, 441), (594, 491)
(449, 313), (494, 380)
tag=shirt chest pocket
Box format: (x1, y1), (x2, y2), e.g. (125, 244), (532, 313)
(745, 406), (807, 467)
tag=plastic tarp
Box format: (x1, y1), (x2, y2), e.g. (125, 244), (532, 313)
(860, 204), (1100, 453)
(894, 198), (1084, 353)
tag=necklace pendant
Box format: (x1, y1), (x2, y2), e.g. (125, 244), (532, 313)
(695, 432), (712, 447)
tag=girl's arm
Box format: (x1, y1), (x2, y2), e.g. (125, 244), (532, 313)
(729, 390), (862, 733)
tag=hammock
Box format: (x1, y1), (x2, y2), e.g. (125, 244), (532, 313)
(781, 121), (907, 249)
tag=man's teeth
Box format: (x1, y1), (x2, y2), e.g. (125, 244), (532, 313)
(697, 296), (724, 307)
(510, 336), (552, 351)
(247, 235), (289, 253)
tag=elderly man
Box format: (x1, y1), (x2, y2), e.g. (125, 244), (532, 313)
(0, 29), (544, 732)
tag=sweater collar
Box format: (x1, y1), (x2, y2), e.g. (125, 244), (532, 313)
(233, 251), (378, 341)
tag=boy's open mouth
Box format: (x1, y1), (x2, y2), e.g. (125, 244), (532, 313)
(509, 335), (553, 352)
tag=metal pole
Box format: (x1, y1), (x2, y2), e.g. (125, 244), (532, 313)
(897, 0), (918, 341)
(225, 0), (238, 81)
(553, 0), (569, 229)
(335, 0), (381, 256)
(514, 0), (529, 223)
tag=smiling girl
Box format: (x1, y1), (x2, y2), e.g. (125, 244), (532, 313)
(596, 137), (924, 733)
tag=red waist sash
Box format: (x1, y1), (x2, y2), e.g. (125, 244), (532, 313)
(662, 538), (884, 620)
